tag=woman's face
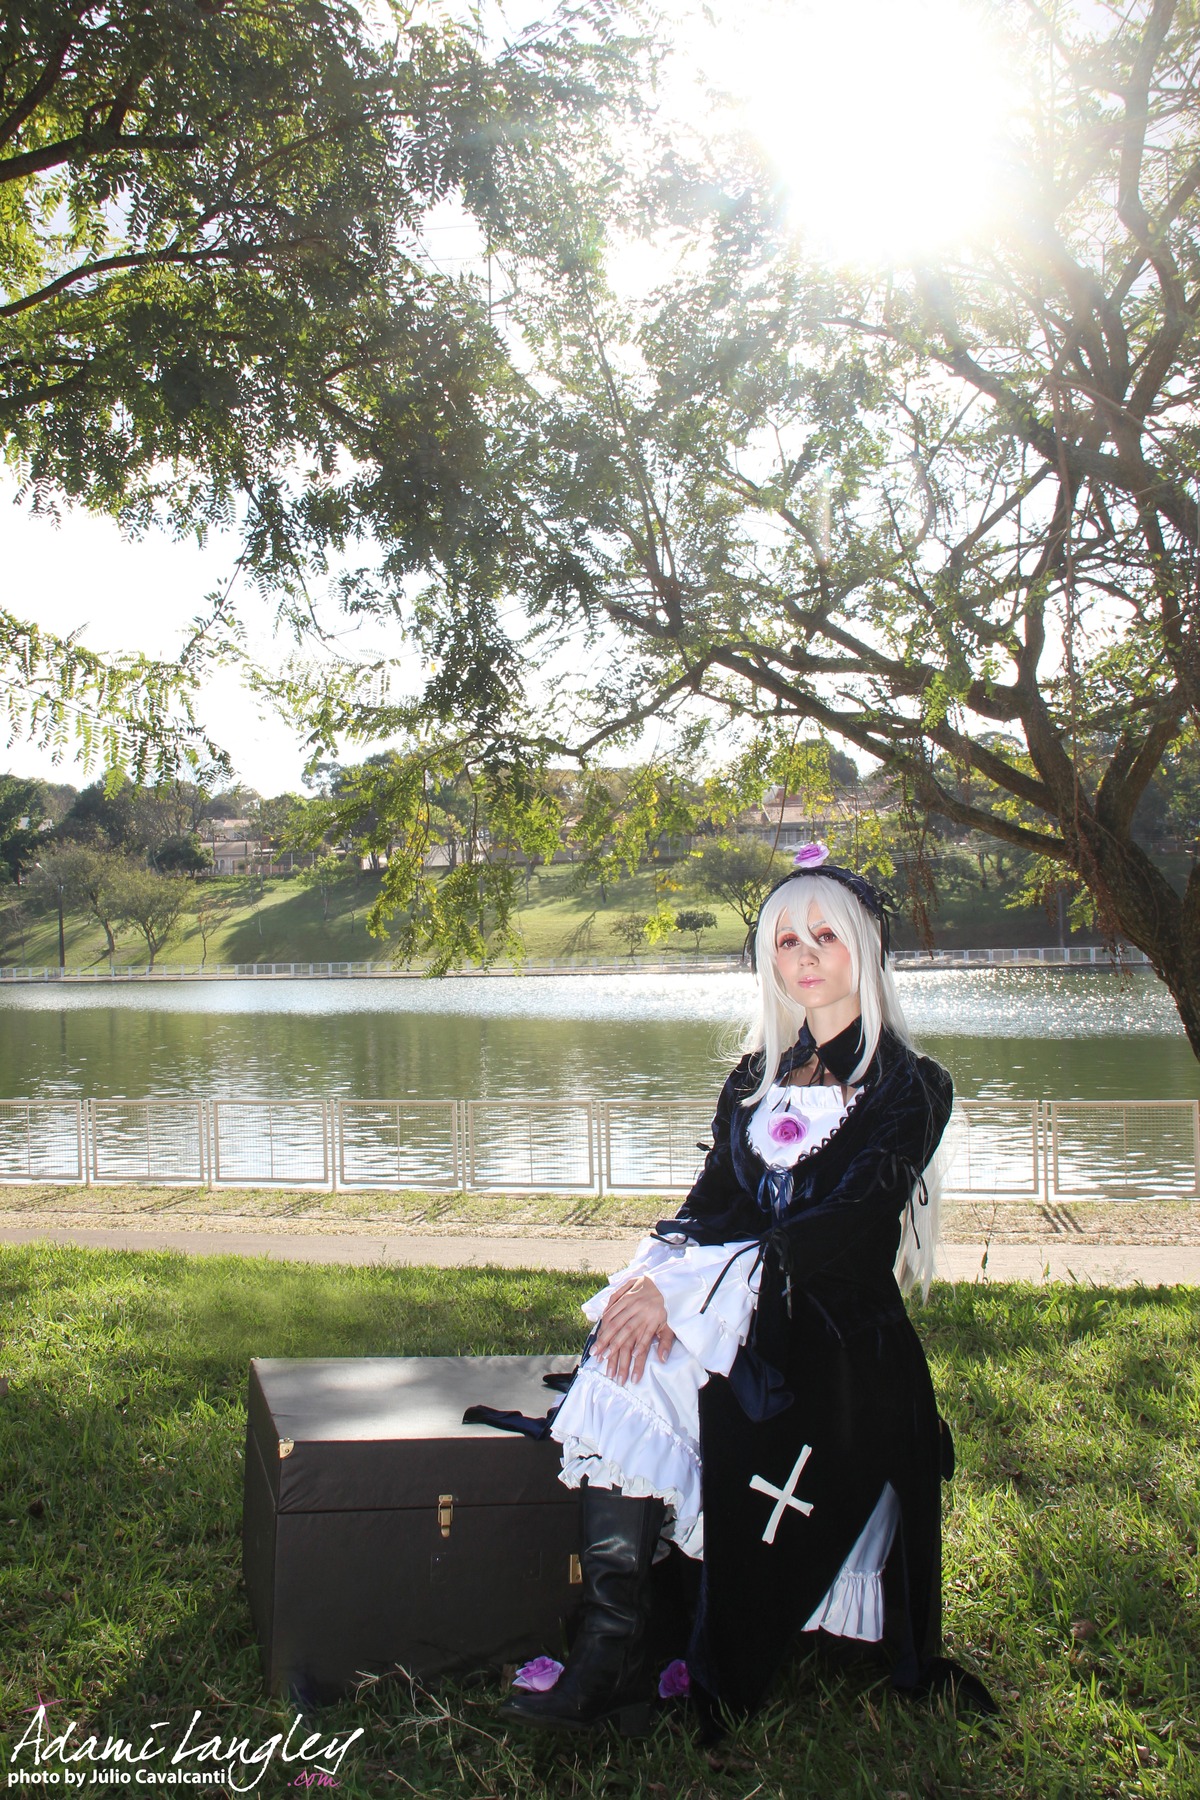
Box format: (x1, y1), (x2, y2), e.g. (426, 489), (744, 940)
(774, 901), (860, 1029)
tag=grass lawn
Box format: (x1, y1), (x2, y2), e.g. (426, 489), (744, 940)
(0, 865), (754, 972)
(1, 1246), (1197, 1797)
(0, 853), (1133, 972)
(6, 1184), (1200, 1249)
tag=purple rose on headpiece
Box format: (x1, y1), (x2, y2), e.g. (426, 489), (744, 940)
(793, 841), (830, 869)
(769, 1115), (807, 1145)
(512, 1655), (563, 1692)
(658, 1659), (691, 1699)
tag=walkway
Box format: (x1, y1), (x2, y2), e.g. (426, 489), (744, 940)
(0, 1223), (1195, 1285)
(0, 944), (1152, 982)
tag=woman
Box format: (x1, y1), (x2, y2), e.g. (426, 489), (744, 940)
(500, 846), (972, 1734)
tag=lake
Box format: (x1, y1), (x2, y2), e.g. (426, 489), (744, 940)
(0, 967), (1195, 1105)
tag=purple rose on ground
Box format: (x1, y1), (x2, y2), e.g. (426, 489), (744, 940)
(658, 1659), (690, 1699)
(769, 1115), (807, 1145)
(793, 841), (830, 868)
(512, 1656), (563, 1692)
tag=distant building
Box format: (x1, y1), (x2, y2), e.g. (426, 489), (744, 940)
(736, 790), (879, 849)
(207, 842), (313, 876)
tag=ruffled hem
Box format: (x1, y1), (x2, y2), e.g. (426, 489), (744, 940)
(557, 1448), (705, 1559)
(803, 1481), (899, 1640)
(550, 1363), (705, 1557)
(803, 1569), (885, 1640)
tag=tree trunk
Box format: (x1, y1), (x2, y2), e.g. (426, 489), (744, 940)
(1080, 827), (1200, 1057)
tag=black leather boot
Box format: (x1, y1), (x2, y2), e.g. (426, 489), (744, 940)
(498, 1483), (666, 1734)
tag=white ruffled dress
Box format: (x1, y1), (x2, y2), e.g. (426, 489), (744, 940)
(550, 1079), (900, 1641)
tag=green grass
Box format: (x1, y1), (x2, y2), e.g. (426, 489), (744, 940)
(0, 864), (754, 971)
(3, 1184), (1197, 1249)
(0, 1181), (666, 1233)
(0, 854), (1132, 972)
(1, 1247), (1197, 1797)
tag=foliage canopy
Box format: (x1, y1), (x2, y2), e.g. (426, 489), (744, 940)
(314, 0), (1200, 1045)
(1, 0), (639, 772)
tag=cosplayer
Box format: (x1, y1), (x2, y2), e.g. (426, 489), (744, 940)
(499, 844), (987, 1735)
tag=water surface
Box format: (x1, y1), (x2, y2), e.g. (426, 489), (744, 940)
(0, 968), (1193, 1103)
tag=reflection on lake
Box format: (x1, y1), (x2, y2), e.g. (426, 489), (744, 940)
(0, 968), (1194, 1104)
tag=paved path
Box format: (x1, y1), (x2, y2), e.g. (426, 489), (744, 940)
(0, 1223), (1197, 1285)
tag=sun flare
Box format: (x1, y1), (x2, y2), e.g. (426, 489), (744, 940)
(692, 0), (1018, 265)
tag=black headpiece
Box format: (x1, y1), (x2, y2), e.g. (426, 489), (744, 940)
(751, 842), (898, 971)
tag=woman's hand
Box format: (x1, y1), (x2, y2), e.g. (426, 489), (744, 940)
(592, 1276), (676, 1386)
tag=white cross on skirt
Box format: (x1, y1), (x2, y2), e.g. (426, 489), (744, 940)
(749, 1444), (815, 1545)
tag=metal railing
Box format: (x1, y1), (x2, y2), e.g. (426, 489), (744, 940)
(0, 1094), (1195, 1199)
(0, 945), (1155, 982)
(943, 1100), (1042, 1196)
(0, 1099), (87, 1184)
(337, 1100), (461, 1191)
(1045, 1100), (1200, 1198)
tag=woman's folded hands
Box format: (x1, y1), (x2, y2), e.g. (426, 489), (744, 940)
(592, 1275), (676, 1385)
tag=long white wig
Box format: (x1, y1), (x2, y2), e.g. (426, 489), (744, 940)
(743, 873), (942, 1299)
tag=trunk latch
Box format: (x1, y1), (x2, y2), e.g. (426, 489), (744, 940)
(437, 1493), (454, 1538)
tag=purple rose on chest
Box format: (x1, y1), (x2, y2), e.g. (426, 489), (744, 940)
(768, 1114), (808, 1146)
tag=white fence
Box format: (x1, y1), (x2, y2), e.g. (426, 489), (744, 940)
(0, 945), (1156, 983)
(0, 1094), (1195, 1200)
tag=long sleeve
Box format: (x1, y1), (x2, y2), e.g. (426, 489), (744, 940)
(581, 1235), (761, 1378)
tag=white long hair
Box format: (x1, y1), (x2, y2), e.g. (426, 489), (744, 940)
(744, 873), (942, 1298)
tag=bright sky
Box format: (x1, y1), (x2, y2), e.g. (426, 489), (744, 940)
(2, 0), (1020, 799)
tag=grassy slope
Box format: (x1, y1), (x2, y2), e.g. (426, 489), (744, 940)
(0, 865), (750, 971)
(0, 1244), (1196, 1798)
(0, 854), (1142, 971)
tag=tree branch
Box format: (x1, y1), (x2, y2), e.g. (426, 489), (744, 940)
(0, 128), (202, 185)
(1095, 706), (1186, 836)
(0, 21), (79, 152)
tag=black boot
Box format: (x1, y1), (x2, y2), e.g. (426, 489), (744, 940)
(498, 1484), (666, 1734)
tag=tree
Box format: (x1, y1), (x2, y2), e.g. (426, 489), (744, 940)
(152, 833), (212, 877)
(192, 886), (235, 969)
(24, 844), (85, 966)
(689, 840), (783, 959)
(354, 0), (1199, 1048)
(110, 866), (187, 968)
(0, 773), (46, 881)
(0, 0), (643, 774)
(609, 911), (649, 960)
(25, 842), (125, 966)
(296, 853), (354, 926)
(248, 793), (304, 867)
(57, 775), (139, 851)
(674, 908), (717, 953)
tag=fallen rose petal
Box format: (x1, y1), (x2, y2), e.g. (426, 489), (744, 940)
(658, 1659), (690, 1699)
(512, 1655), (564, 1692)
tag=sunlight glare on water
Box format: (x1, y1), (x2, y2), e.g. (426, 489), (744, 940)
(0, 967), (1184, 1036)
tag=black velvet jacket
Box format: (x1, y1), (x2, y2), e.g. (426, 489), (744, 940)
(662, 1019), (956, 1715)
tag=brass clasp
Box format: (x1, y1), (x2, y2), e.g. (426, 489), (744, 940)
(437, 1493), (454, 1538)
